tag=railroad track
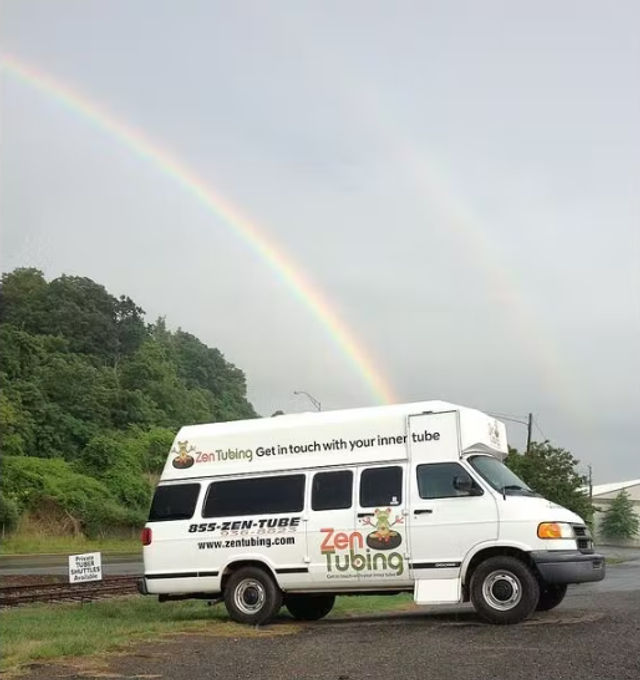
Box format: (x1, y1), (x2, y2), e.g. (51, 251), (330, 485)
(0, 575), (139, 607)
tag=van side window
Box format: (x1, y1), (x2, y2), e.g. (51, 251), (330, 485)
(360, 466), (402, 507)
(417, 463), (482, 499)
(148, 484), (200, 521)
(203, 475), (305, 517)
(312, 470), (353, 511)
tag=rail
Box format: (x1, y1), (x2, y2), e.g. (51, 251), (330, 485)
(0, 575), (139, 607)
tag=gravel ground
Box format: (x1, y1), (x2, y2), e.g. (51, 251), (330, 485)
(20, 586), (640, 680)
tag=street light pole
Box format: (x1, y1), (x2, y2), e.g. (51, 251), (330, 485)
(293, 390), (321, 411)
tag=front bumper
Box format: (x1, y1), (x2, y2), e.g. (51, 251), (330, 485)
(531, 550), (605, 584)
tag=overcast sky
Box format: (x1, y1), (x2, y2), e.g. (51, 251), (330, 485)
(1, 1), (638, 482)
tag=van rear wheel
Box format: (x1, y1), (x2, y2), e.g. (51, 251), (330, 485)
(285, 594), (335, 621)
(224, 566), (282, 625)
(470, 556), (540, 624)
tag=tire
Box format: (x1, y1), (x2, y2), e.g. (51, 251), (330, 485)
(223, 566), (283, 625)
(285, 594), (335, 621)
(470, 556), (540, 624)
(536, 583), (567, 612)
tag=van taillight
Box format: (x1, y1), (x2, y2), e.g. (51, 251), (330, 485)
(141, 528), (152, 546)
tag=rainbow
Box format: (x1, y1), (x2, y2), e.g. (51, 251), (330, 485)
(0, 54), (396, 405)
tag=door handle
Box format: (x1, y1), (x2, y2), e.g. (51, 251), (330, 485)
(414, 508), (433, 515)
(357, 512), (375, 518)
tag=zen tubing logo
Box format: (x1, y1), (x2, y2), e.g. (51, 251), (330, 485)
(321, 508), (405, 576)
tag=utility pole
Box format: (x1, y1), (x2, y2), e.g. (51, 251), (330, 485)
(526, 413), (533, 455)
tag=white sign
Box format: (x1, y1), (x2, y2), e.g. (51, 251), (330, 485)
(68, 551), (102, 583)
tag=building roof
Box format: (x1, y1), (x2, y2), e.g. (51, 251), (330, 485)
(590, 479), (640, 497)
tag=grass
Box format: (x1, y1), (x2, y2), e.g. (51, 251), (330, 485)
(331, 592), (413, 617)
(0, 593), (413, 673)
(0, 534), (141, 556)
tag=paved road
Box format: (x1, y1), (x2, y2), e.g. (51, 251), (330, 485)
(0, 552), (142, 577)
(20, 560), (640, 680)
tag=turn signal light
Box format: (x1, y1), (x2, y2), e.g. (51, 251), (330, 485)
(537, 522), (574, 539)
(538, 523), (562, 538)
(141, 527), (152, 546)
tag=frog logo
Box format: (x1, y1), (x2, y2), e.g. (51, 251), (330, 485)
(171, 440), (195, 469)
(361, 508), (403, 550)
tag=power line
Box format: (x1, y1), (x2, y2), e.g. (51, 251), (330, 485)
(489, 412), (529, 426)
(533, 416), (549, 442)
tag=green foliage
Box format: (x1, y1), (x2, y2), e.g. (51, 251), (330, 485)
(0, 268), (256, 537)
(600, 490), (640, 540)
(505, 441), (594, 523)
(0, 456), (142, 536)
(0, 491), (20, 531)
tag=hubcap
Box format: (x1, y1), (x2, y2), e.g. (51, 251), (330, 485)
(234, 578), (266, 615)
(482, 570), (522, 611)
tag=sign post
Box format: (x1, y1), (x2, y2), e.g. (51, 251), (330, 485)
(68, 551), (103, 583)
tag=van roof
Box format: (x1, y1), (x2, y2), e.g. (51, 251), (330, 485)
(160, 400), (508, 481)
(178, 400), (458, 439)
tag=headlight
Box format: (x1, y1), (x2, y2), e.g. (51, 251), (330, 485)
(537, 522), (574, 539)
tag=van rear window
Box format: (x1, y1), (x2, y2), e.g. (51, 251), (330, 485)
(148, 484), (200, 521)
(203, 475), (305, 517)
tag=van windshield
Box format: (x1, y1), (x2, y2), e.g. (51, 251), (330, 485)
(468, 456), (539, 496)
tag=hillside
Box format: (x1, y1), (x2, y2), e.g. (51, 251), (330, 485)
(0, 268), (256, 538)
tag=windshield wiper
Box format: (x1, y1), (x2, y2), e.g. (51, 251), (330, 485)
(500, 484), (538, 498)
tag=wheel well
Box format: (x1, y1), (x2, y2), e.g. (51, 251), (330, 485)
(463, 547), (534, 598)
(220, 560), (278, 592)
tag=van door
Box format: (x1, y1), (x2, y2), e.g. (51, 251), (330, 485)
(305, 468), (358, 589)
(407, 460), (498, 585)
(353, 464), (412, 588)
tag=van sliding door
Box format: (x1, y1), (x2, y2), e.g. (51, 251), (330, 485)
(305, 469), (358, 589)
(353, 465), (412, 588)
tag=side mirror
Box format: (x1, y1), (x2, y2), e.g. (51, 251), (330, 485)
(453, 475), (481, 496)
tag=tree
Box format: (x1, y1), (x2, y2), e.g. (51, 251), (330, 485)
(45, 275), (120, 360)
(0, 268), (49, 330)
(600, 490), (639, 540)
(115, 295), (148, 359)
(505, 441), (594, 523)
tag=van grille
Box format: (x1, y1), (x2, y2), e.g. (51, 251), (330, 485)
(572, 524), (593, 553)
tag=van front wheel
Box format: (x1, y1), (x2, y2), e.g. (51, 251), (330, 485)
(285, 594), (335, 621)
(470, 556), (540, 624)
(536, 583), (567, 611)
(224, 566), (283, 625)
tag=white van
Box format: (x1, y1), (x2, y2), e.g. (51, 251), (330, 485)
(139, 400), (604, 625)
